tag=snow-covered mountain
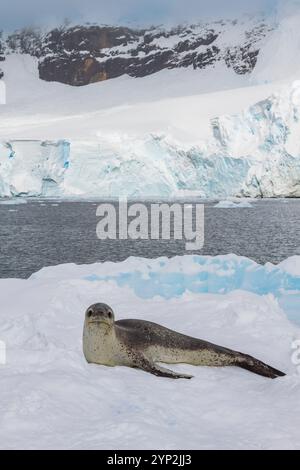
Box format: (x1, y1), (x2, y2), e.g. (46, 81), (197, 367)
(1, 6), (300, 198)
(0, 16), (272, 86)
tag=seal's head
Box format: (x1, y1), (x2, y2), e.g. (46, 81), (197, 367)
(85, 303), (115, 328)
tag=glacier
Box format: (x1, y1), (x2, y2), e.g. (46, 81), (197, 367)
(1, 81), (300, 198)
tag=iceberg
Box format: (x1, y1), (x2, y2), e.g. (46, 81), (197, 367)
(0, 198), (27, 205)
(214, 200), (253, 208)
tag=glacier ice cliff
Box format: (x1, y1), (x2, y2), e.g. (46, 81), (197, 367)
(0, 140), (69, 197)
(1, 82), (300, 198)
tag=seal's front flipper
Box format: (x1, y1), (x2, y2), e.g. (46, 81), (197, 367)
(134, 355), (193, 379)
(151, 363), (193, 379)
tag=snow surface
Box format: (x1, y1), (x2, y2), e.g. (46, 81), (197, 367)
(214, 200), (253, 208)
(0, 254), (300, 450)
(0, 81), (5, 105)
(253, 1), (300, 83)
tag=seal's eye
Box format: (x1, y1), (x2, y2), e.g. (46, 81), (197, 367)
(107, 311), (112, 319)
(87, 309), (93, 318)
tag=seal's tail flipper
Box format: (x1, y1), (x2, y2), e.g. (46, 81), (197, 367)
(236, 355), (286, 379)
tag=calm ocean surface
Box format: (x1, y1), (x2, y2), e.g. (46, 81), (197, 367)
(0, 199), (299, 278)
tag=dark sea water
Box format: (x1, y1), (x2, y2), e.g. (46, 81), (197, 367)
(0, 199), (300, 278)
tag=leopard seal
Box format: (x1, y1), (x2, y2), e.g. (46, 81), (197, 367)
(83, 303), (285, 379)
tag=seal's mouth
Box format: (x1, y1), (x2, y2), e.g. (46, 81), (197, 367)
(88, 319), (111, 327)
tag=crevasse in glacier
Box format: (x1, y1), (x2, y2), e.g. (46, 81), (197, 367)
(1, 82), (300, 198)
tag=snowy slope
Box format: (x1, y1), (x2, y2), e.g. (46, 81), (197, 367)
(0, 54), (277, 142)
(0, 254), (299, 450)
(253, 1), (300, 83)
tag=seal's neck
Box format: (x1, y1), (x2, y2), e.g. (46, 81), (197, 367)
(83, 320), (116, 365)
(85, 320), (115, 341)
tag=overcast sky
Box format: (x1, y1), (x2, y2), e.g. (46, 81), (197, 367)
(0, 0), (282, 30)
